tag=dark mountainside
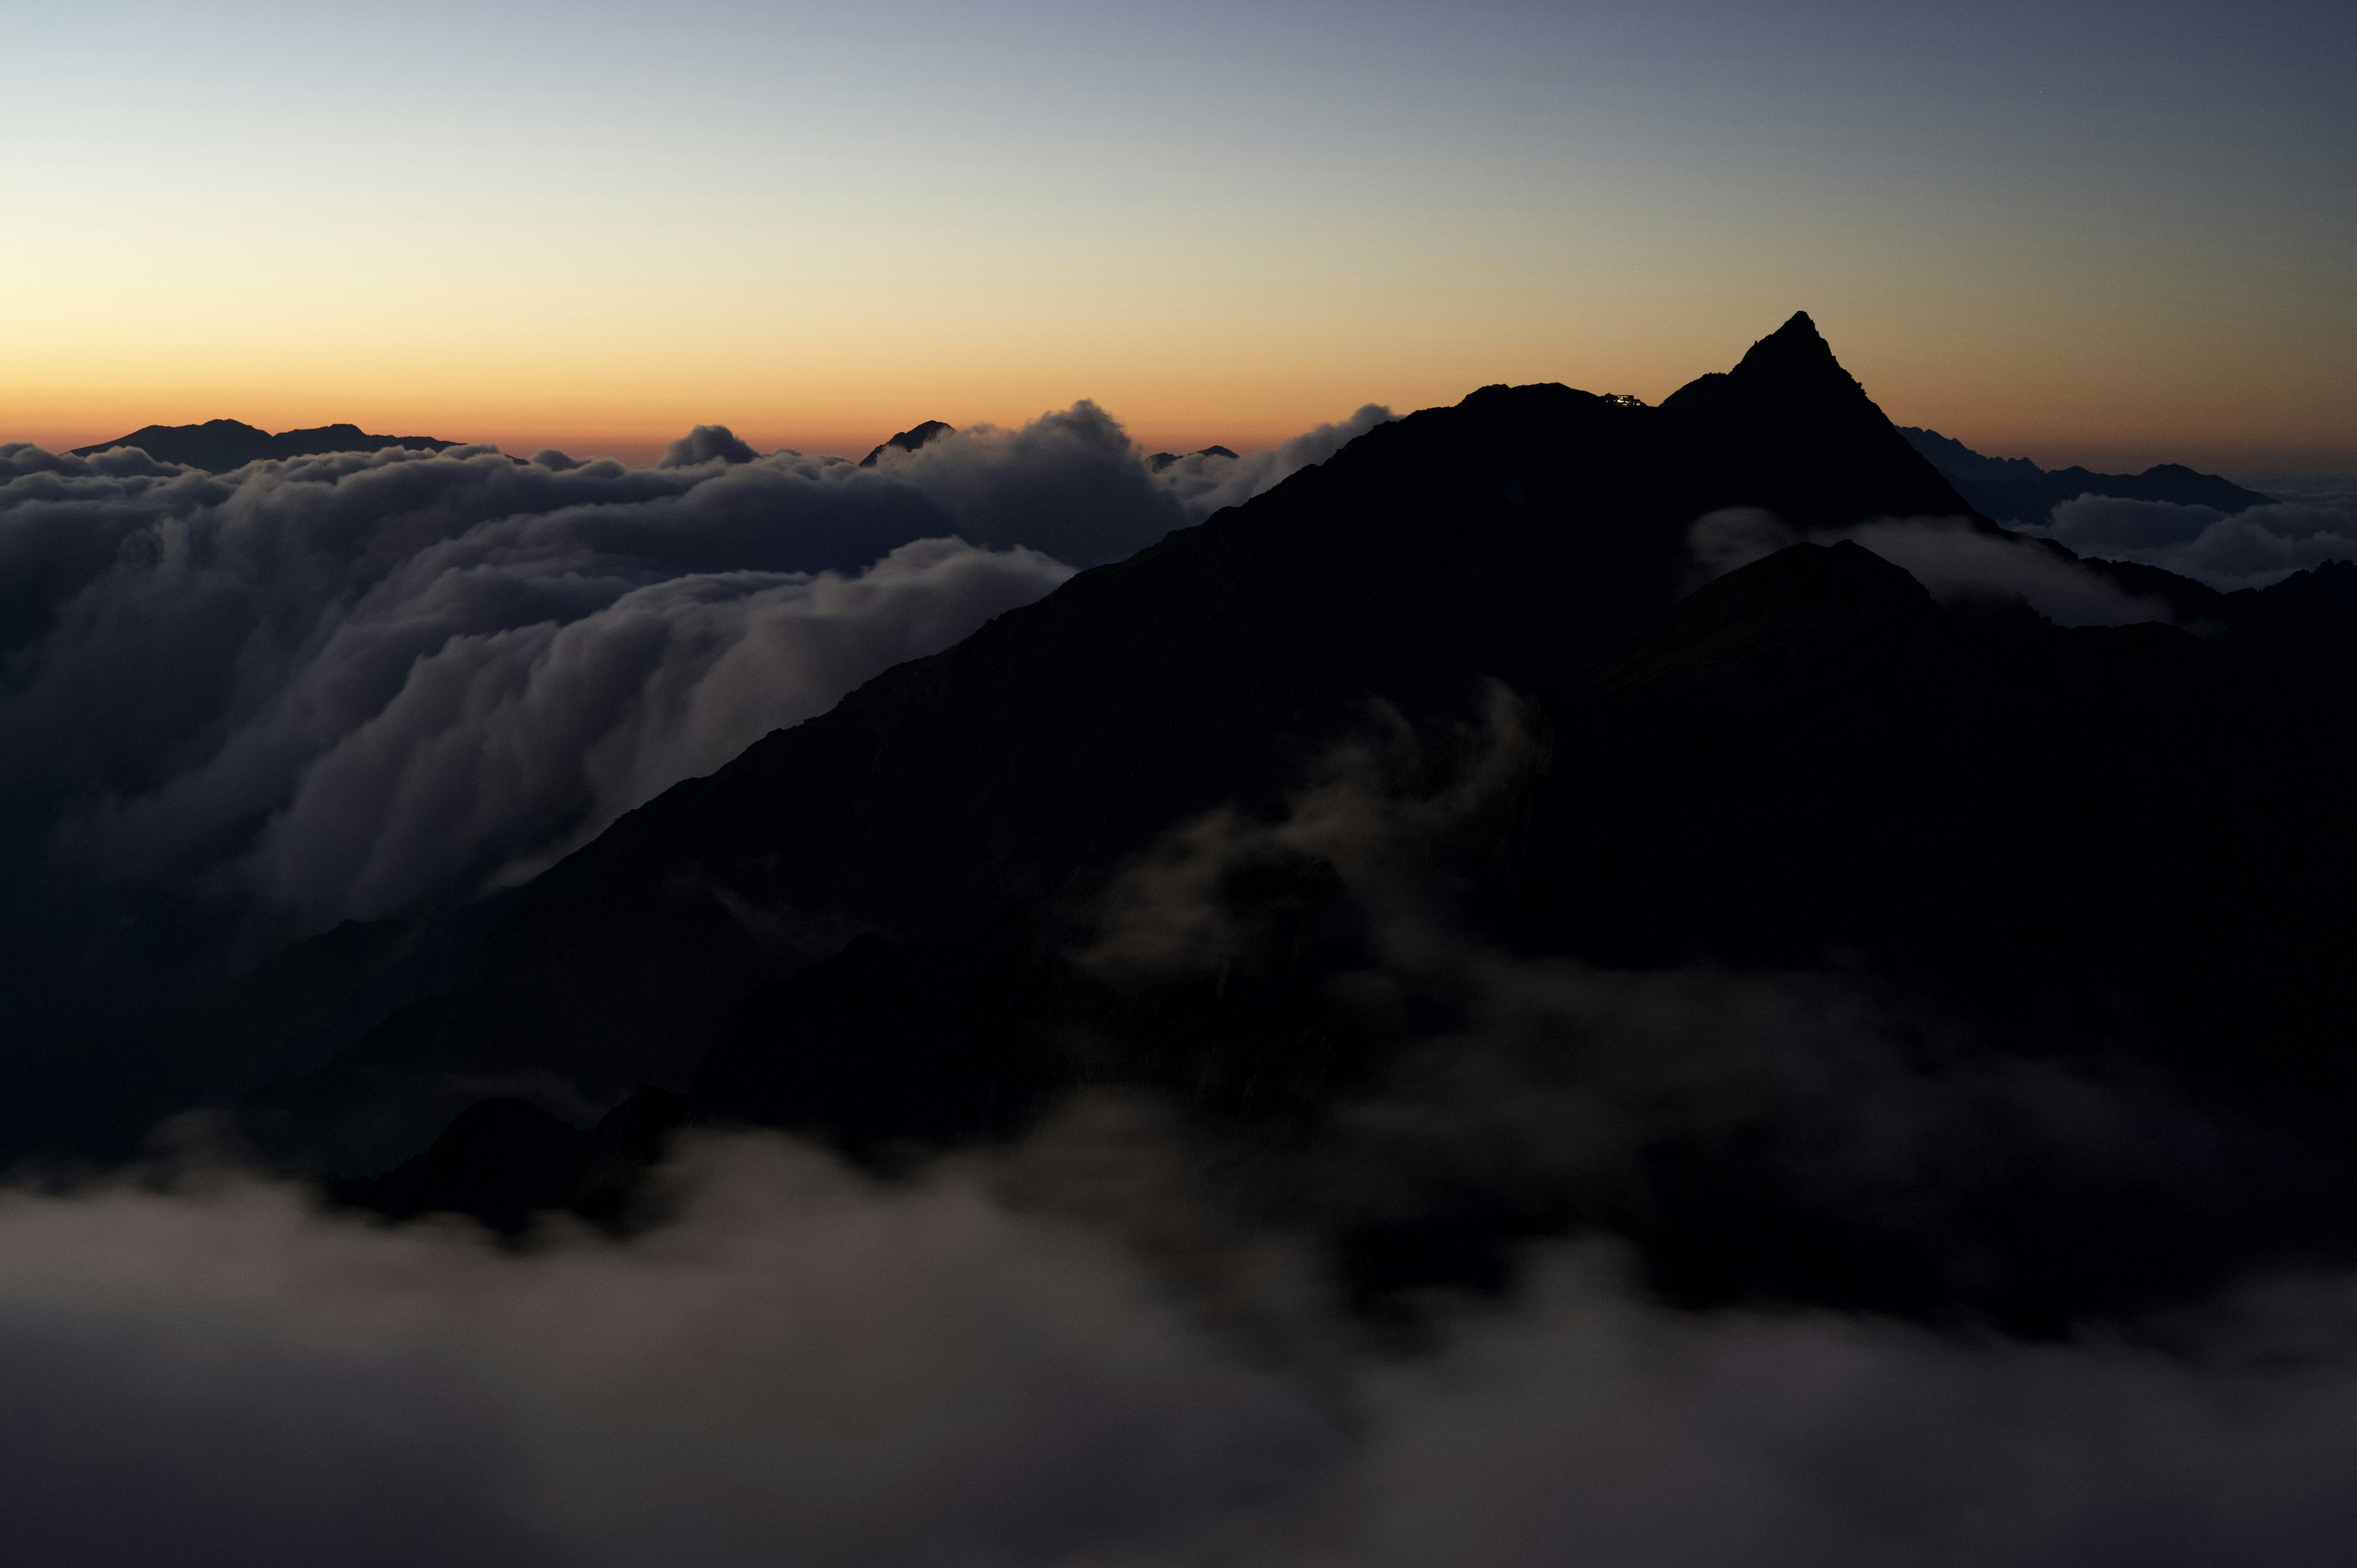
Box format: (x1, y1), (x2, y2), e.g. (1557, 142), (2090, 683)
(115, 312), (2357, 1331)
(69, 419), (457, 471)
(1898, 425), (2275, 522)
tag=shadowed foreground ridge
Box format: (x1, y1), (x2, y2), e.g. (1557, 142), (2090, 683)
(181, 312), (2357, 1332)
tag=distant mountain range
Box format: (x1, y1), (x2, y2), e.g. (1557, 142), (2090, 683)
(70, 419), (457, 471)
(1897, 425), (2274, 522)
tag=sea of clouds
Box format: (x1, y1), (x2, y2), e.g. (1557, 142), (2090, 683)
(1692, 484), (2357, 609)
(2025, 492), (2357, 593)
(4, 442), (2353, 1561)
(0, 402), (1389, 949)
(4, 1044), (2353, 1566)
(1688, 507), (2178, 624)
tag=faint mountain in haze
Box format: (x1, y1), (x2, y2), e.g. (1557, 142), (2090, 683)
(857, 420), (955, 467)
(1898, 425), (2274, 523)
(69, 419), (458, 471)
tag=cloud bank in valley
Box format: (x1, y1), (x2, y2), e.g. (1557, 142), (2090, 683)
(2, 1118), (2355, 1567)
(2026, 492), (2357, 592)
(0, 401), (1387, 938)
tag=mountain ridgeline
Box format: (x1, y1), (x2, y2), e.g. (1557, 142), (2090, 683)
(69, 419), (457, 471)
(1897, 424), (2274, 523)
(150, 311), (2357, 1329)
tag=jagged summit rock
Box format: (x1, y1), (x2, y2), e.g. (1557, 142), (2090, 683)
(1744, 308), (1841, 370)
(70, 419), (457, 471)
(1662, 310), (1980, 526)
(858, 420), (955, 467)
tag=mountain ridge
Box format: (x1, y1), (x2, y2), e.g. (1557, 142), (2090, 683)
(69, 419), (459, 471)
(95, 311), (2357, 1328)
(1898, 424), (2274, 521)
(225, 322), (2013, 1172)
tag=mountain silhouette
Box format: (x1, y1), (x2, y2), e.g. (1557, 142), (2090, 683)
(1149, 445), (1239, 471)
(1898, 425), (2274, 522)
(69, 419), (457, 471)
(1662, 312), (1979, 527)
(181, 312), (2357, 1327)
(241, 312), (1987, 1164)
(857, 420), (955, 467)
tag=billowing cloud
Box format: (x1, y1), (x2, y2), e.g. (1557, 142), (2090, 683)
(0, 1137), (1341, 1568)
(2030, 493), (2357, 592)
(1836, 517), (2173, 625)
(1349, 1253), (2357, 1568)
(0, 401), (1380, 949)
(2, 1121), (2356, 1566)
(1689, 508), (2174, 625)
(659, 425), (759, 468)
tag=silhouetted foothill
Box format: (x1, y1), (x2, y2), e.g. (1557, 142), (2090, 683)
(334, 1087), (690, 1235)
(857, 420), (955, 466)
(68, 419), (457, 471)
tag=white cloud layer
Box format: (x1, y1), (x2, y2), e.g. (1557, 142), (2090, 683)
(0, 401), (1382, 933)
(2030, 493), (2357, 592)
(2, 1132), (2355, 1567)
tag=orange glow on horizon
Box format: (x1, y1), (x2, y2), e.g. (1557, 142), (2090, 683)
(7, 283), (2351, 476)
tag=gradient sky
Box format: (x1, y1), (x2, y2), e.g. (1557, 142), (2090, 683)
(7, 0), (2351, 471)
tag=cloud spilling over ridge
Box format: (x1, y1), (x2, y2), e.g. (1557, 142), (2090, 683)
(1691, 508), (2173, 625)
(0, 1139), (1338, 1568)
(242, 540), (1067, 918)
(2027, 493), (2357, 592)
(0, 401), (1381, 937)
(2, 1125), (2356, 1566)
